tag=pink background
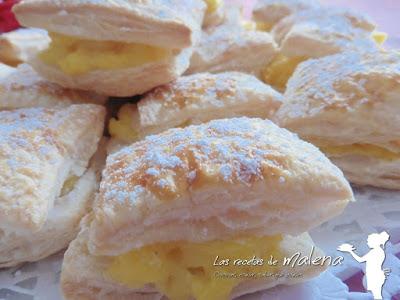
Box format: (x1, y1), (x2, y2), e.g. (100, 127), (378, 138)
(229, 0), (400, 48)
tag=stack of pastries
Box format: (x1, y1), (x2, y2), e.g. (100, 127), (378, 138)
(62, 118), (353, 299)
(254, 0), (385, 91)
(0, 0), (397, 299)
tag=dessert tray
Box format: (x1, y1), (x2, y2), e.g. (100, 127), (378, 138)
(1, 186), (399, 300)
(0, 0), (400, 300)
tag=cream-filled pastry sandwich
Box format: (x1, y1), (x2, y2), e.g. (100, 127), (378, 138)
(203, 0), (225, 28)
(0, 63), (107, 110)
(61, 117), (353, 300)
(108, 72), (283, 151)
(252, 0), (321, 32)
(187, 8), (277, 76)
(13, 0), (206, 97)
(262, 7), (380, 92)
(0, 28), (50, 67)
(0, 104), (105, 267)
(275, 50), (400, 189)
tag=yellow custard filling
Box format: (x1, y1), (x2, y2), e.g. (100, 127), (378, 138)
(255, 21), (273, 32)
(39, 33), (171, 75)
(109, 104), (193, 143)
(205, 0), (222, 14)
(372, 31), (388, 46)
(262, 54), (308, 92)
(241, 20), (257, 31)
(109, 104), (139, 143)
(60, 175), (79, 197)
(107, 235), (282, 300)
(260, 32), (388, 91)
(241, 20), (273, 32)
(321, 144), (400, 161)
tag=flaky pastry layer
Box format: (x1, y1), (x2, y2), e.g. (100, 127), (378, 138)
(272, 7), (377, 58)
(0, 63), (107, 110)
(0, 104), (105, 232)
(61, 218), (327, 300)
(252, 0), (320, 30)
(108, 71), (283, 148)
(187, 8), (277, 76)
(90, 117), (353, 256)
(28, 48), (193, 97)
(14, 0), (206, 49)
(275, 50), (400, 145)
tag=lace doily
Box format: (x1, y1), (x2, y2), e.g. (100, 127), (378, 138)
(0, 186), (399, 300)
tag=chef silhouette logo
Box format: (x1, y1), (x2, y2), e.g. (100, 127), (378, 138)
(338, 231), (391, 300)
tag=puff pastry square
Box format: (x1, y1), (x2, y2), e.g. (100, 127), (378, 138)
(262, 7), (379, 92)
(252, 0), (321, 31)
(275, 50), (400, 189)
(93, 117), (352, 255)
(14, 0), (205, 48)
(60, 117), (352, 300)
(0, 104), (105, 267)
(108, 71), (283, 150)
(0, 63), (107, 110)
(13, 0), (206, 96)
(187, 8), (278, 76)
(272, 7), (376, 58)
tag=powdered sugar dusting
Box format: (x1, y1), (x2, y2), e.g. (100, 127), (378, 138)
(0, 108), (52, 155)
(254, 0), (321, 24)
(0, 64), (106, 109)
(138, 72), (283, 127)
(100, 117), (347, 207)
(188, 7), (277, 74)
(274, 7), (377, 56)
(0, 107), (67, 229)
(277, 50), (400, 122)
